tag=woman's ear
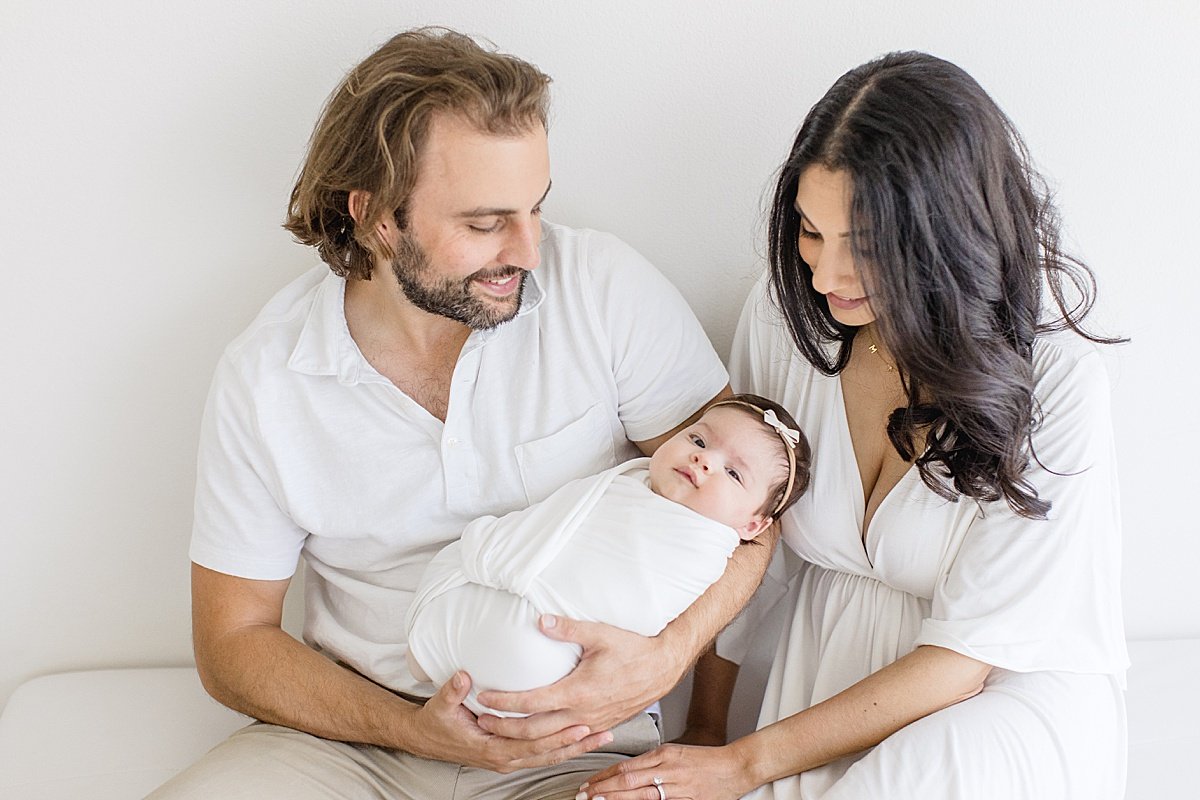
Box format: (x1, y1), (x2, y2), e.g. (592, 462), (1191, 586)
(737, 515), (772, 541)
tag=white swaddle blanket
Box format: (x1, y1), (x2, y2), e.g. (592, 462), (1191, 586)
(405, 458), (740, 716)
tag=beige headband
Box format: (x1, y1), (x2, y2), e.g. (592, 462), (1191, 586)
(707, 398), (799, 518)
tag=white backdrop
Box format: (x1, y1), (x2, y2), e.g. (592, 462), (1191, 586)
(2, 0), (1198, 710)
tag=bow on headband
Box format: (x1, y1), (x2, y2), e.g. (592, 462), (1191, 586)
(763, 409), (801, 447)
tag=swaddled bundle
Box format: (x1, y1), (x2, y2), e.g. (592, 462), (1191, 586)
(405, 458), (740, 716)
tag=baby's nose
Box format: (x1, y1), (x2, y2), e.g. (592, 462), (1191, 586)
(691, 452), (711, 471)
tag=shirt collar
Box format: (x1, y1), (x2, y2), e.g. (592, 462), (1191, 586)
(287, 268), (545, 382)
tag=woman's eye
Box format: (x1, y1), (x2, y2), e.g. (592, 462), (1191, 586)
(799, 226), (821, 241)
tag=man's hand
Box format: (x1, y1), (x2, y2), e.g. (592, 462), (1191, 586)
(475, 615), (688, 739)
(407, 670), (615, 773)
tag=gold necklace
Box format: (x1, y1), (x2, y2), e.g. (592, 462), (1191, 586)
(864, 326), (895, 372)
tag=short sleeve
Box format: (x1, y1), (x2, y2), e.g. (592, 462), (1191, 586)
(915, 343), (1128, 677)
(189, 354), (306, 580)
(580, 230), (728, 442)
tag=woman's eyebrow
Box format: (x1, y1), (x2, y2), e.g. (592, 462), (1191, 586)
(794, 204), (852, 238)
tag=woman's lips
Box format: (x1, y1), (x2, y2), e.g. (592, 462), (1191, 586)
(826, 292), (868, 310)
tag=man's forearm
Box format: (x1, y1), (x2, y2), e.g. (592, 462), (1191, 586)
(658, 528), (777, 673)
(196, 622), (420, 749)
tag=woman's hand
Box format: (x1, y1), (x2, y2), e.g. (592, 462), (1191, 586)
(671, 726), (726, 747)
(579, 743), (753, 800)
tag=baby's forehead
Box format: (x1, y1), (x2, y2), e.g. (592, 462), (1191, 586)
(701, 404), (761, 432)
(702, 407), (779, 453)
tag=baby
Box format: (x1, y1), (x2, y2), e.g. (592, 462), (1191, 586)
(404, 394), (811, 716)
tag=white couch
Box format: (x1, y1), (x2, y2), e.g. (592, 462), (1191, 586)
(0, 639), (1194, 799)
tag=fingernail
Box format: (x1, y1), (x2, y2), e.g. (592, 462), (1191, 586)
(579, 783), (589, 790)
(601, 732), (614, 745)
(542, 614), (557, 629)
(575, 793), (587, 800)
(453, 672), (465, 690)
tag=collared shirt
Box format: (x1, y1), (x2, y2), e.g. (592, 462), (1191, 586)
(190, 222), (728, 693)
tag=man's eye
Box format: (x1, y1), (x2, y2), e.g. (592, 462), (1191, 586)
(469, 221), (500, 233)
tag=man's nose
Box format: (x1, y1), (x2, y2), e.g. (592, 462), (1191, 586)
(500, 217), (541, 271)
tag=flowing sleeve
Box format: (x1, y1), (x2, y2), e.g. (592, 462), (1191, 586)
(914, 340), (1128, 679)
(716, 274), (799, 663)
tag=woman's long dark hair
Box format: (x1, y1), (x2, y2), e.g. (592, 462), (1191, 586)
(768, 51), (1123, 519)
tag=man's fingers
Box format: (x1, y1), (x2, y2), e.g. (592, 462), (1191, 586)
(538, 613), (607, 645)
(476, 681), (568, 716)
(477, 709), (585, 740)
(509, 729), (614, 771)
(431, 671), (472, 708)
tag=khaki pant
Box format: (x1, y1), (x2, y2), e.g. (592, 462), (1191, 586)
(145, 713), (660, 800)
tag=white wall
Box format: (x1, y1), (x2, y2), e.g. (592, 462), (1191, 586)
(2, 0), (1197, 709)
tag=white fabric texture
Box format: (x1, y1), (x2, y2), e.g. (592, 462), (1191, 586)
(188, 222), (728, 698)
(406, 459), (740, 716)
(724, 275), (1128, 799)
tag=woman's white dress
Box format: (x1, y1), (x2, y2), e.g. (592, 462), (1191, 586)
(724, 278), (1128, 799)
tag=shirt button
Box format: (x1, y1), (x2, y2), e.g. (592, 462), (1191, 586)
(446, 437), (460, 448)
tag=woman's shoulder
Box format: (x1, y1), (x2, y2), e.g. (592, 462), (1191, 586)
(1031, 331), (1111, 406)
(1028, 332), (1117, 472)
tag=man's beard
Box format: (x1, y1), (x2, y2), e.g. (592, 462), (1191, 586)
(391, 233), (527, 331)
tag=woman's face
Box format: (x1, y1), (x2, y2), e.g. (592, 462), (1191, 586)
(794, 166), (876, 327)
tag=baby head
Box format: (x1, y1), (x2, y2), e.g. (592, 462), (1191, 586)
(648, 393), (811, 540)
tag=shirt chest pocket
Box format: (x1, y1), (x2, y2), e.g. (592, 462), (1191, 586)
(515, 402), (617, 505)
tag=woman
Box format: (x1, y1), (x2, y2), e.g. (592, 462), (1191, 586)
(580, 52), (1127, 799)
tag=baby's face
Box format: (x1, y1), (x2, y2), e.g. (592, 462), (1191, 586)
(648, 406), (778, 539)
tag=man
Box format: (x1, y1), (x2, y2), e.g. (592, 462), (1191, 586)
(150, 28), (772, 798)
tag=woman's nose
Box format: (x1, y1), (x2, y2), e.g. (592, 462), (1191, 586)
(810, 242), (856, 295)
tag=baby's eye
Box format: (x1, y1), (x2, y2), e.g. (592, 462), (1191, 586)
(689, 434), (706, 448)
(726, 466), (742, 484)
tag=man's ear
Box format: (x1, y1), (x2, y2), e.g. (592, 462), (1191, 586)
(347, 189), (371, 225)
(737, 515), (772, 541)
(348, 189), (395, 257)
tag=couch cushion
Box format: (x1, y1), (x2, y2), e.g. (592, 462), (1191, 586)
(0, 641), (1195, 799)
(0, 667), (247, 800)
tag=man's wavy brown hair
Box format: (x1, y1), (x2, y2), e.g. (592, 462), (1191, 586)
(283, 28), (551, 280)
